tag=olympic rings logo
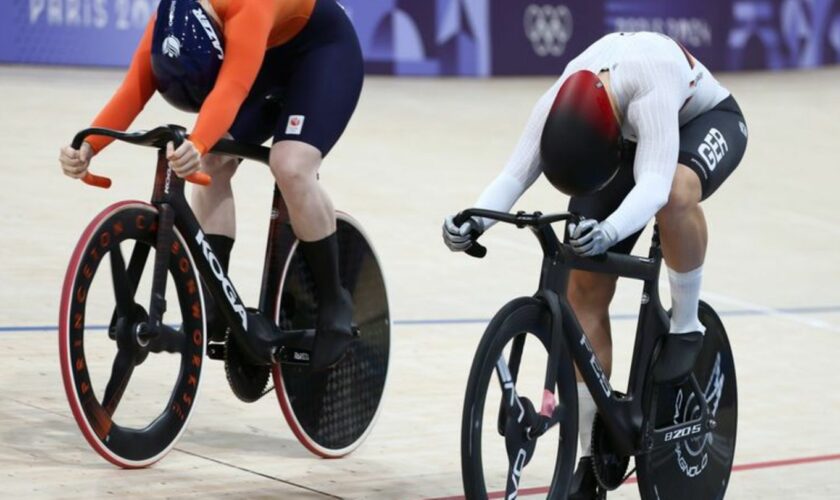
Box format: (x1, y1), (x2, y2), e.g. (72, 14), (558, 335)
(523, 4), (574, 57)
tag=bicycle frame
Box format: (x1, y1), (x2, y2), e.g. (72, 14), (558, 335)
(458, 209), (714, 456)
(73, 125), (299, 362)
(528, 221), (665, 455)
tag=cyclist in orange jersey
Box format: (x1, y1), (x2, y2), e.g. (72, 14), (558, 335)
(59, 0), (364, 370)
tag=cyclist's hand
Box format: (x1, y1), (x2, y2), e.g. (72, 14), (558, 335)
(166, 140), (201, 177)
(59, 142), (94, 179)
(443, 215), (485, 252)
(568, 218), (618, 257)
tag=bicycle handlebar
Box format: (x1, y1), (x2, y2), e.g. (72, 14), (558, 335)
(453, 209), (583, 259)
(71, 125), (217, 189)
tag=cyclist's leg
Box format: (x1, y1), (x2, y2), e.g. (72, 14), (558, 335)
(566, 160), (641, 383)
(192, 148), (240, 239)
(654, 96), (748, 382)
(568, 271), (618, 380)
(656, 164), (706, 332)
(566, 162), (642, 496)
(193, 57), (284, 341)
(267, 0), (364, 370)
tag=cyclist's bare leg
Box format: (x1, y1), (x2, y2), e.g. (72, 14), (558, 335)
(269, 140), (351, 370)
(568, 270), (618, 379)
(190, 150), (241, 340)
(567, 270), (617, 464)
(656, 165), (706, 272)
(268, 140), (335, 240)
(653, 164), (706, 382)
(192, 152), (240, 238)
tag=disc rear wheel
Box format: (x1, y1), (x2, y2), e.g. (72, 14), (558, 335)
(636, 301), (738, 499)
(272, 213), (389, 458)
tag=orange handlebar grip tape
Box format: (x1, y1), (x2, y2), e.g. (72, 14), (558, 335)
(82, 172), (113, 189)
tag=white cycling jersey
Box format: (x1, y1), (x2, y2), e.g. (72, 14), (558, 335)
(474, 32), (731, 243)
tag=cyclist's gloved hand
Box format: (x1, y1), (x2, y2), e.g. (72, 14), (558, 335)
(568, 218), (618, 257)
(443, 215), (485, 252)
(59, 142), (94, 180)
(166, 140), (202, 178)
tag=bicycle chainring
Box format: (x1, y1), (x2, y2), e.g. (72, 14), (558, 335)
(591, 412), (631, 491)
(224, 331), (271, 403)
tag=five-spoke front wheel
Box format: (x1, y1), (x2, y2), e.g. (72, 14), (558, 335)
(58, 201), (205, 468)
(461, 297), (578, 499)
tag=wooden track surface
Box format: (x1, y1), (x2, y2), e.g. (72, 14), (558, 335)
(1, 65), (838, 498)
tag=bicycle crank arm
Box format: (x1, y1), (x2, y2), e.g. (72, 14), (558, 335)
(273, 326), (360, 366)
(273, 328), (315, 366)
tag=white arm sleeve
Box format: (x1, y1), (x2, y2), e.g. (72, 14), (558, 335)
(603, 59), (684, 242)
(473, 79), (562, 229)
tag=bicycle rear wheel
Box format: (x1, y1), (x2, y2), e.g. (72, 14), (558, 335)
(272, 212), (389, 458)
(461, 296), (578, 499)
(58, 201), (205, 468)
(636, 301), (738, 499)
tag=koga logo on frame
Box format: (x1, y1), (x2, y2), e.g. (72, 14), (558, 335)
(523, 4), (574, 57)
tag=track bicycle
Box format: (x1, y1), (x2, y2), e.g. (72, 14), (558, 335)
(58, 124), (390, 467)
(455, 209), (737, 499)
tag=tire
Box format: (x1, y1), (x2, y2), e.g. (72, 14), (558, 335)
(461, 296), (578, 499)
(636, 301), (738, 499)
(272, 212), (389, 458)
(58, 201), (205, 468)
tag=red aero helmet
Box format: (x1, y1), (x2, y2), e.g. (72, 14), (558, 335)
(540, 70), (622, 196)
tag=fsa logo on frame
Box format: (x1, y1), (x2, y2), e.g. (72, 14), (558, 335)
(286, 115), (305, 135)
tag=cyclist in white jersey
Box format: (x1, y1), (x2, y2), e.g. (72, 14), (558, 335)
(443, 32), (748, 499)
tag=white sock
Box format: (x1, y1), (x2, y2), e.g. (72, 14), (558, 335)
(668, 266), (706, 334)
(577, 382), (597, 457)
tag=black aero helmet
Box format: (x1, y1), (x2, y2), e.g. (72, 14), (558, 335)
(540, 70), (622, 197)
(151, 0), (225, 112)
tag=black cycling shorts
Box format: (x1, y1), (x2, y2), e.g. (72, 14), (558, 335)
(566, 95), (748, 255)
(228, 0), (363, 157)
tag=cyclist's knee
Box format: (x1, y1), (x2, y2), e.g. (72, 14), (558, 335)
(200, 153), (238, 182)
(658, 165), (702, 221)
(568, 271), (616, 312)
(269, 141), (322, 195)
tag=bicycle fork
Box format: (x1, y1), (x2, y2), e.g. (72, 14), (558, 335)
(145, 204), (174, 338)
(493, 292), (568, 500)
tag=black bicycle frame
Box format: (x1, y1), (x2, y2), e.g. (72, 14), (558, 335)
(72, 125), (298, 361)
(457, 209), (713, 455)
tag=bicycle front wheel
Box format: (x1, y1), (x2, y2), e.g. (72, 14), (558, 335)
(636, 301), (738, 499)
(58, 201), (205, 468)
(462, 296), (578, 499)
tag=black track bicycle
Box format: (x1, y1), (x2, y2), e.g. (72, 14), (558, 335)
(455, 209), (737, 499)
(58, 125), (390, 467)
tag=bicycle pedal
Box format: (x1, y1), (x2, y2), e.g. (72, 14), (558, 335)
(207, 342), (226, 360)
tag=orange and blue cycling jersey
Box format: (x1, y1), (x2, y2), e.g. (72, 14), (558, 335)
(87, 0), (317, 155)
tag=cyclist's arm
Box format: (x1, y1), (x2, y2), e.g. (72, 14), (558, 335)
(602, 60), (684, 242)
(473, 79), (563, 229)
(189, 1), (274, 155)
(86, 17), (157, 154)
